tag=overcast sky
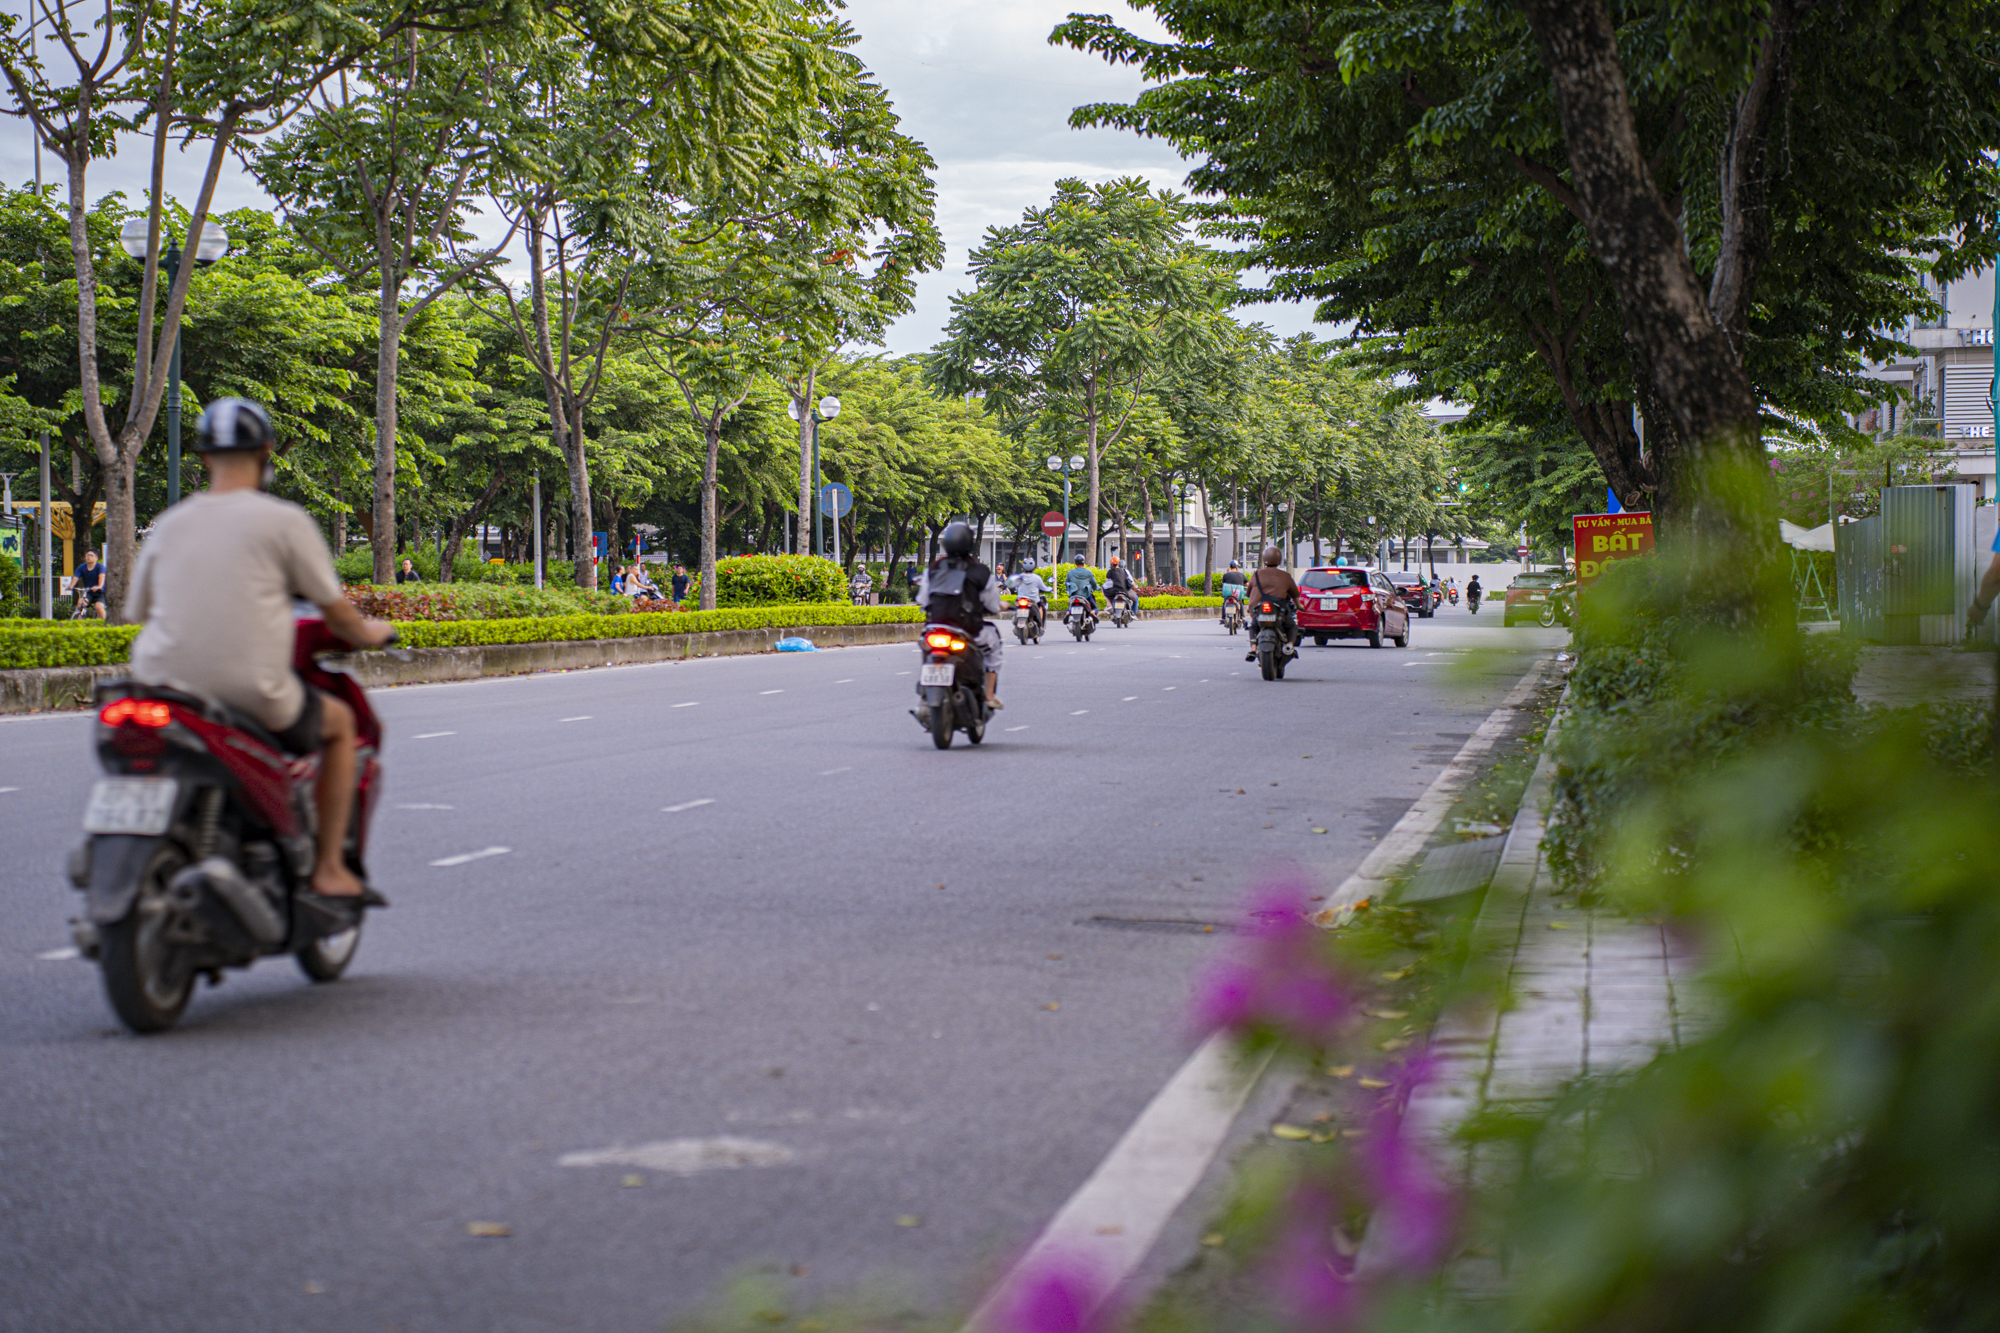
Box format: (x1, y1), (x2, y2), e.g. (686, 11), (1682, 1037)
(0, 0), (1328, 355)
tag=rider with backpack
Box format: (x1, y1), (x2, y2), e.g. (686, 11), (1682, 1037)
(916, 521), (1005, 710)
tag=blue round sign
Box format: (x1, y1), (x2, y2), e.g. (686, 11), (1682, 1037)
(818, 482), (853, 518)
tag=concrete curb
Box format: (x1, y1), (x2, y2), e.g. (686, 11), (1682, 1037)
(0, 606), (1226, 715)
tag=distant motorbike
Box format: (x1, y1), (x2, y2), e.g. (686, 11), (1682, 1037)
(849, 577), (873, 606)
(1108, 593), (1133, 628)
(1467, 588), (1482, 615)
(1066, 596), (1096, 641)
(910, 622), (990, 749)
(1447, 586), (1459, 606)
(1013, 595), (1044, 645)
(1248, 598), (1297, 682)
(1222, 592), (1244, 635)
(68, 613), (401, 1033)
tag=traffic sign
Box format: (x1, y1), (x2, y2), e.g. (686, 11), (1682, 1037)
(818, 482), (853, 518)
(1040, 510), (1067, 538)
(1516, 544), (1530, 558)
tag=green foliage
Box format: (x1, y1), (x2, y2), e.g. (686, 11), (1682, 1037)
(678, 554), (844, 608)
(341, 583), (633, 621)
(391, 603), (920, 649)
(0, 623), (141, 669)
(1133, 595), (1224, 610)
(0, 551), (22, 618)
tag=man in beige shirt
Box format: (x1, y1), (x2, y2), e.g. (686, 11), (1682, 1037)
(126, 398), (394, 901)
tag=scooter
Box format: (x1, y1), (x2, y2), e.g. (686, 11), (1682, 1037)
(1066, 596), (1096, 641)
(1108, 593), (1133, 628)
(1013, 595), (1044, 645)
(1247, 599), (1298, 681)
(1222, 592), (1244, 635)
(1447, 586), (1459, 606)
(910, 622), (990, 749)
(1467, 589), (1482, 615)
(67, 612), (400, 1033)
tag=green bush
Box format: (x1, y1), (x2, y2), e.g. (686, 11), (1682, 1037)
(0, 622), (141, 669)
(680, 554), (844, 607)
(1134, 595), (1224, 610)
(393, 603), (920, 649)
(0, 552), (23, 619)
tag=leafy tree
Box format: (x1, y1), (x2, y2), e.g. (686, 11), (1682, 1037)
(930, 177), (1231, 563)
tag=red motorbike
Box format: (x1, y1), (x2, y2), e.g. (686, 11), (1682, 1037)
(67, 612), (398, 1032)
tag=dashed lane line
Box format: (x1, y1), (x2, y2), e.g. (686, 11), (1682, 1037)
(1070, 710), (1089, 716)
(396, 803), (454, 811)
(36, 948), (78, 962)
(1005, 726), (1029, 732)
(672, 702), (700, 708)
(819, 767), (853, 776)
(413, 731), (457, 739)
(429, 846), (511, 868)
(560, 715), (594, 722)
(662, 798), (715, 813)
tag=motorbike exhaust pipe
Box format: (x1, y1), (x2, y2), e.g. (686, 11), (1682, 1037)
(169, 857), (287, 947)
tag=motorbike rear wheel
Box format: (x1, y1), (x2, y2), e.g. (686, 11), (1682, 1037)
(965, 695), (986, 746)
(1539, 601), (1558, 627)
(930, 698), (954, 749)
(1258, 641), (1277, 681)
(99, 840), (195, 1033)
(297, 922), (362, 982)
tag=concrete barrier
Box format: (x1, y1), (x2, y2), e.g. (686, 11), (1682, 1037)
(0, 606), (1225, 716)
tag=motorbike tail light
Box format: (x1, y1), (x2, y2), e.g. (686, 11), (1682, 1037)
(1017, 598), (1031, 608)
(923, 629), (957, 651)
(100, 698), (172, 728)
(1260, 602), (1274, 614)
(950, 637), (967, 652)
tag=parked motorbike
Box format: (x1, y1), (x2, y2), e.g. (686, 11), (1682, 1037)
(1222, 593), (1244, 635)
(1538, 581), (1578, 628)
(910, 622), (990, 749)
(67, 613), (401, 1033)
(1248, 599), (1298, 681)
(1066, 596), (1096, 641)
(1108, 593), (1133, 628)
(1013, 595), (1043, 645)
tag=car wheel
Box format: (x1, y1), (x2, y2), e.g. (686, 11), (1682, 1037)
(1367, 629), (1382, 649)
(1313, 634), (1328, 647)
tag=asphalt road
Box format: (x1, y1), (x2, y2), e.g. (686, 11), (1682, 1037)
(0, 603), (1560, 1332)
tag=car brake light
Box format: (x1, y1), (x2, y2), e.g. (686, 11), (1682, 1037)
(100, 698), (171, 728)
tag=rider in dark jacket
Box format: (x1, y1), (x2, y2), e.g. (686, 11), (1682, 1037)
(1104, 555), (1136, 618)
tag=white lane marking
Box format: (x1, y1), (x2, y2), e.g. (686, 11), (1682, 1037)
(560, 715), (594, 722)
(396, 803), (455, 811)
(760, 689), (785, 695)
(962, 1033), (1270, 1333)
(36, 947), (79, 962)
(413, 731), (457, 739)
(558, 1137), (797, 1176)
(1162, 686), (1176, 691)
(895, 671), (911, 676)
(1069, 709), (1089, 715)
(1122, 696), (1138, 702)
(430, 846), (510, 868)
(672, 701), (700, 708)
(835, 679), (854, 684)
(662, 798), (715, 813)
(0, 787), (18, 794)
(1006, 726), (1029, 732)
(820, 766), (853, 776)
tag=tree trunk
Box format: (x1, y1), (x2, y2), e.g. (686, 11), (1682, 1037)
(565, 400), (594, 589)
(1199, 484), (1215, 589)
(1136, 471), (1155, 587)
(370, 249), (404, 587)
(441, 468), (506, 580)
(699, 416), (722, 610)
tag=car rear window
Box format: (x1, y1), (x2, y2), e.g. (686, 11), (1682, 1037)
(1511, 572), (1560, 588)
(1302, 570), (1372, 590)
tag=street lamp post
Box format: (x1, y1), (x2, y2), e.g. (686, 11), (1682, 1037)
(788, 394), (842, 556)
(1046, 453), (1085, 566)
(118, 218), (228, 509)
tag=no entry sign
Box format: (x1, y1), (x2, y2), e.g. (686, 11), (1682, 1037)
(1041, 510), (1067, 537)
(1572, 511), (1655, 587)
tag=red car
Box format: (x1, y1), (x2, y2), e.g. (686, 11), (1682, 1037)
(1293, 567), (1411, 648)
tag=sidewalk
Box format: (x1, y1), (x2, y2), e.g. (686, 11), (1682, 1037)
(1851, 645), (1994, 707)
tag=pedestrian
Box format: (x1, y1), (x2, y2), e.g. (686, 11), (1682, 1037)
(395, 557), (421, 585)
(670, 564), (690, 602)
(1966, 536), (2000, 633)
(72, 549), (107, 618)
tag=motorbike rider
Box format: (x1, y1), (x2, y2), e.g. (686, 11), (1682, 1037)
(1242, 545), (1301, 661)
(849, 564), (874, 604)
(1103, 554), (1137, 619)
(124, 398), (397, 905)
(1065, 555), (1101, 626)
(1008, 563), (1050, 630)
(916, 520), (1005, 710)
(1467, 574), (1483, 613)
(1219, 558), (1248, 622)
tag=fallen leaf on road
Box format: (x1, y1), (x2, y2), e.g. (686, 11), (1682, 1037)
(1311, 827), (1328, 834)
(622, 1174), (645, 1188)
(1200, 1233), (1226, 1248)
(1094, 1225), (1124, 1236)
(1311, 1132), (1335, 1144)
(1380, 965), (1415, 981)
(1046, 953), (1063, 960)
(1236, 788), (1246, 794)
(1326, 1065), (1355, 1078)
(303, 1281), (326, 1296)
(1042, 1002), (1060, 1011)
(1270, 1123), (1312, 1140)
(1358, 1077), (1391, 1089)
(895, 1214), (923, 1228)
(465, 1222), (512, 1238)
(1547, 922), (1571, 930)
(1379, 1038), (1411, 1052)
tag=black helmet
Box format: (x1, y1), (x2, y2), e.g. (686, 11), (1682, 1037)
(1072, 554), (1085, 565)
(195, 397), (275, 454)
(1228, 559), (1241, 569)
(940, 521), (975, 557)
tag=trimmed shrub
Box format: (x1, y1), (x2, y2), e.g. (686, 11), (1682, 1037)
(335, 548), (578, 587)
(392, 603), (921, 649)
(0, 622), (141, 669)
(0, 552), (23, 619)
(1135, 595), (1224, 610)
(680, 555), (844, 607)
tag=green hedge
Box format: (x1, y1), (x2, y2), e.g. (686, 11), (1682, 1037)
(0, 552), (24, 619)
(682, 554), (844, 608)
(1136, 595), (1225, 610)
(0, 604), (924, 670)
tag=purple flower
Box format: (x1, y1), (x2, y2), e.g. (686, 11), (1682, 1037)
(991, 1254), (1114, 1333)
(1266, 1185), (1361, 1329)
(1192, 873), (1357, 1047)
(1355, 1054), (1457, 1271)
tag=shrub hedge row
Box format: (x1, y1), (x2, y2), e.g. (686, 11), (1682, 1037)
(0, 623), (142, 669)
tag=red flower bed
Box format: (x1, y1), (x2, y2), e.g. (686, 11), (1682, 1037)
(1135, 583), (1195, 597)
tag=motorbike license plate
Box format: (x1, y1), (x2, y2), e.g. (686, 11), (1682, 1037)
(1014, 611), (1028, 623)
(919, 664), (954, 686)
(82, 777), (178, 835)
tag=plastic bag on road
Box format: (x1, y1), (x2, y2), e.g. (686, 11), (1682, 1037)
(775, 637), (817, 652)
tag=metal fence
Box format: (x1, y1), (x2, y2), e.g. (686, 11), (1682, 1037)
(1837, 484), (1988, 646)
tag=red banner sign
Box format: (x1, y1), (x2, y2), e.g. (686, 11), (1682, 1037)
(1572, 511), (1655, 587)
